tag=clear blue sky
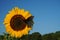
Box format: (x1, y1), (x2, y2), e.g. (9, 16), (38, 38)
(0, 0), (60, 35)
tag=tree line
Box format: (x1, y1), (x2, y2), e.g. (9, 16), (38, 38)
(0, 31), (60, 40)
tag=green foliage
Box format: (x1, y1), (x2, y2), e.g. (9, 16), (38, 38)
(42, 31), (60, 40)
(0, 31), (60, 40)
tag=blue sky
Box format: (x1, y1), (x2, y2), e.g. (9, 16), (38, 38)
(0, 0), (60, 35)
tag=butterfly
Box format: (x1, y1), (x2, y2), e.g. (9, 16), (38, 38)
(25, 16), (34, 27)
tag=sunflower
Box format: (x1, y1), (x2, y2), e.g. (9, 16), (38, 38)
(3, 7), (34, 38)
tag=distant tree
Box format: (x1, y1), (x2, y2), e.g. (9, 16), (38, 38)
(55, 31), (60, 37)
(42, 33), (57, 40)
(54, 31), (60, 40)
(30, 32), (42, 40)
(0, 35), (4, 40)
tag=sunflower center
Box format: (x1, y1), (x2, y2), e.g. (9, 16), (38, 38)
(10, 15), (26, 31)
